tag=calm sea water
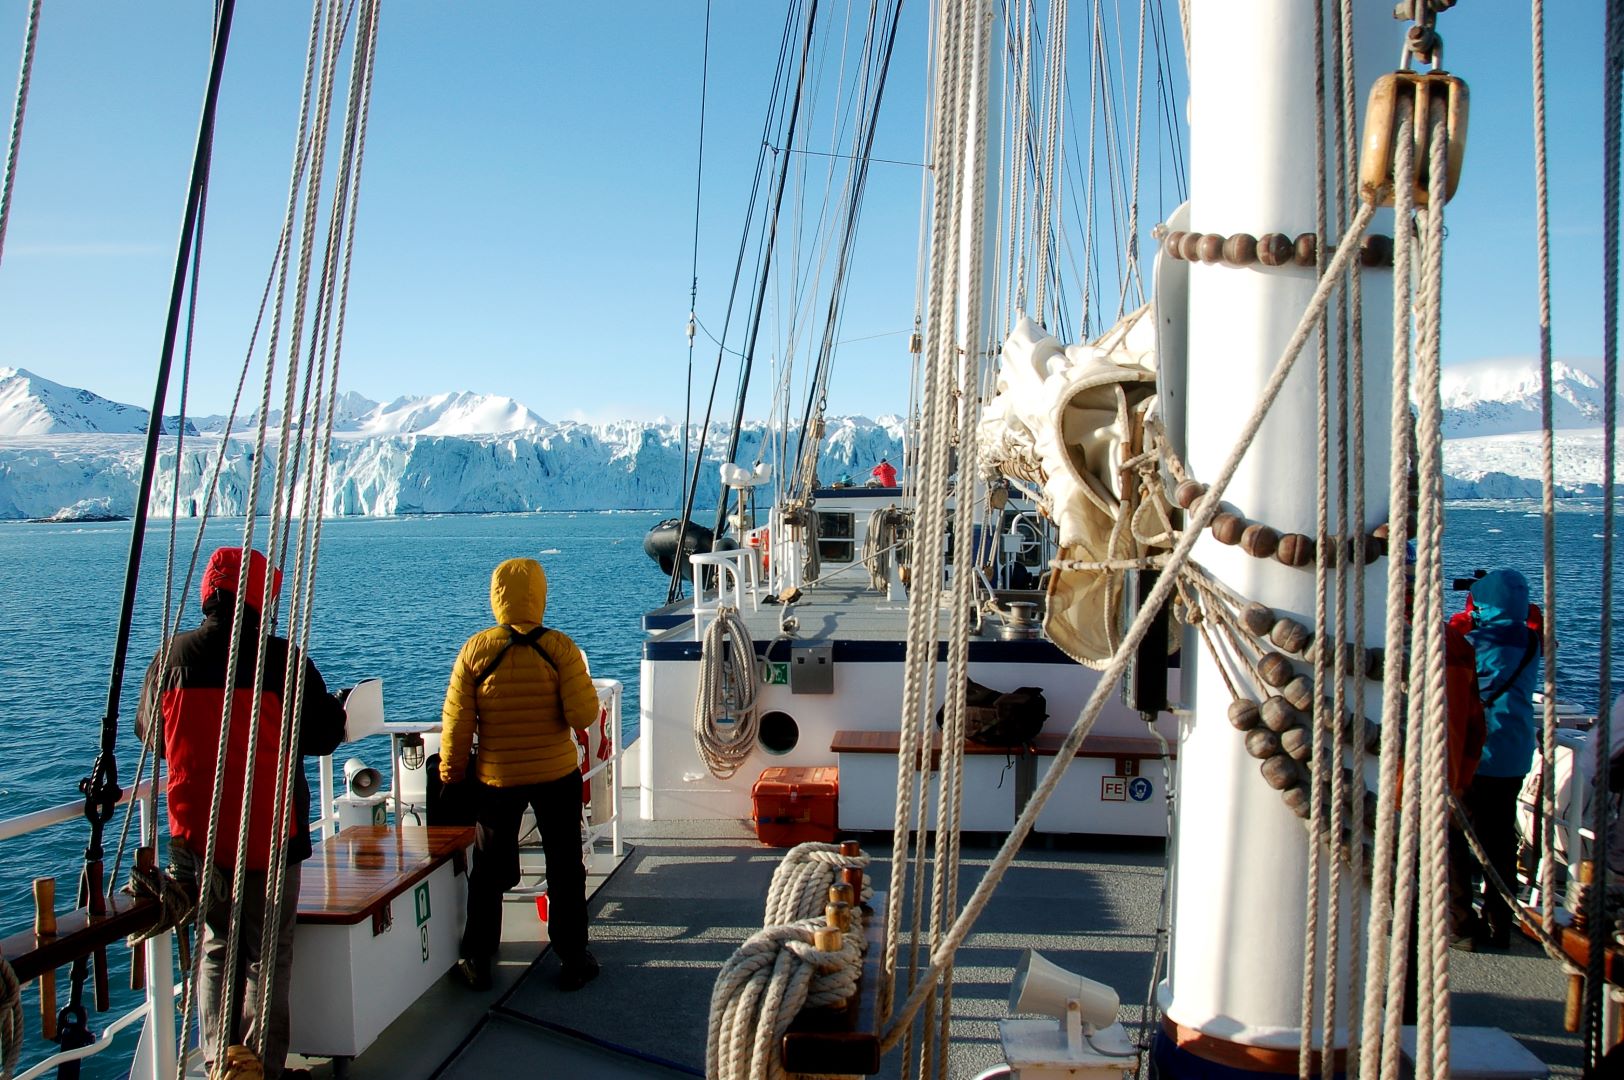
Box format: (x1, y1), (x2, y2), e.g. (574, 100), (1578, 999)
(0, 503), (1620, 1075)
(0, 510), (667, 1077)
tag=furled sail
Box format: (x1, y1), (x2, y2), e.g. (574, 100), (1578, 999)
(977, 305), (1168, 667)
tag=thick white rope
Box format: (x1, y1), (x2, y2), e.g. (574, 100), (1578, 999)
(216, 2), (351, 1059)
(1299, 7), (1332, 1067)
(764, 843), (872, 926)
(879, 200), (1379, 1050)
(0, 0), (40, 272)
(707, 920), (863, 1080)
(693, 606), (762, 780)
(1335, 4), (1367, 1066)
(1529, 0), (1561, 937)
(176, 3), (335, 1070)
(1358, 107), (1413, 1080)
(923, 11), (991, 1071)
(257, 0), (382, 1029)
(881, 0), (962, 1028)
(1410, 99), (1454, 1080)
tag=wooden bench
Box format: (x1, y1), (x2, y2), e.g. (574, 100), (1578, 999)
(288, 825), (474, 1062)
(831, 730), (1173, 836)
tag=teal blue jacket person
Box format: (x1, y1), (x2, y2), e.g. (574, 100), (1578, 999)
(1464, 569), (1540, 779)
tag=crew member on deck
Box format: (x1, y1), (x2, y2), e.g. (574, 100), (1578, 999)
(441, 557), (603, 992)
(870, 457), (897, 487)
(1452, 568), (1541, 950)
(137, 547), (348, 1080)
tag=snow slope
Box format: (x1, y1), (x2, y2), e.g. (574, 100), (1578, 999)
(0, 367), (196, 437)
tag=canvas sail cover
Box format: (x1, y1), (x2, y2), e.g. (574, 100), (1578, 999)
(977, 305), (1168, 667)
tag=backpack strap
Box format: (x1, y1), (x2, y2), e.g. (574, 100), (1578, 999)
(473, 624), (556, 688)
(1480, 628), (1539, 711)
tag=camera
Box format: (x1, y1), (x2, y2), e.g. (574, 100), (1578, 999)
(1451, 569), (1486, 591)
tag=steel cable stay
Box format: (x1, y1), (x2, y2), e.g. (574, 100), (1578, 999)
(667, 0), (807, 604)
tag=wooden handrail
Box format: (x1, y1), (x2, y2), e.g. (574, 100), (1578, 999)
(0, 895), (158, 987)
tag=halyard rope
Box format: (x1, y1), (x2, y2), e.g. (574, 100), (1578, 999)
(1413, 98), (1454, 1080)
(877, 198), (1379, 1051)
(1530, 0), (1561, 940)
(1359, 111), (1415, 1080)
(882, 0), (961, 1031)
(0, 0), (40, 272)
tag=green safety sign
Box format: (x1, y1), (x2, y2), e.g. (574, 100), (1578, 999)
(767, 662), (789, 685)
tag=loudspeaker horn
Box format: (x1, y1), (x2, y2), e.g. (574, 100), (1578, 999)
(344, 757), (383, 799)
(1009, 949), (1119, 1031)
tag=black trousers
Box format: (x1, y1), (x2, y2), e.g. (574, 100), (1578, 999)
(462, 771), (589, 965)
(1450, 773), (1525, 940)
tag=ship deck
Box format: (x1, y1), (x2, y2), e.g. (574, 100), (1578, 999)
(296, 811), (1586, 1080)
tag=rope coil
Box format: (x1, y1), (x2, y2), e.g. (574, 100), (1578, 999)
(706, 920), (864, 1080)
(693, 607), (761, 780)
(764, 843), (872, 927)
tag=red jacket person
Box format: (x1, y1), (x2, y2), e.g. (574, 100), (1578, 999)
(137, 547), (346, 1080)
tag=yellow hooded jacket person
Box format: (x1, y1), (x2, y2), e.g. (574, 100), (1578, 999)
(440, 558), (601, 787)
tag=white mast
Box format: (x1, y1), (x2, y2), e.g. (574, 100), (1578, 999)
(1163, 0), (1397, 1065)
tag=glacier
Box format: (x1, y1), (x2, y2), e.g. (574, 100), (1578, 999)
(0, 421), (908, 520)
(0, 356), (1616, 521)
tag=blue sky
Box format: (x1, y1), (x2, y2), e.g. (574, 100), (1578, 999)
(0, 1), (1608, 424)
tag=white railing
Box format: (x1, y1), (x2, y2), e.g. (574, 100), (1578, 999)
(0, 780), (179, 1080)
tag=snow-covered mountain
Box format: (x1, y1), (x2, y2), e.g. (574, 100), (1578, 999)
(1440, 357), (1608, 438)
(0, 372), (906, 519)
(0, 367), (197, 437)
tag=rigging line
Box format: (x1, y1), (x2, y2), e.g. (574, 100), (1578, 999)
(683, 0), (712, 515)
(262, 1), (381, 1031)
(790, 0), (905, 502)
(1586, 0), (1621, 1067)
(710, 0), (824, 545)
(1119, 0), (1147, 316)
(1529, 0), (1561, 940)
(193, 0), (338, 1058)
(767, 142), (926, 168)
(0, 0), (39, 272)
(88, 0), (236, 892)
(110, 159), (214, 893)
(666, 0), (804, 603)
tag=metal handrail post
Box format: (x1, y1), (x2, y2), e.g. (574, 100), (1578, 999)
(134, 792), (177, 1080)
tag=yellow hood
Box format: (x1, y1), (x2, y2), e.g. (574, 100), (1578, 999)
(489, 557), (547, 625)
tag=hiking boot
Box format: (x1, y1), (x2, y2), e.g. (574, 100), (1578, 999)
(557, 950), (599, 992)
(455, 957), (492, 991)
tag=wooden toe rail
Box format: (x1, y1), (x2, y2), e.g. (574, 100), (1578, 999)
(781, 890), (888, 1076)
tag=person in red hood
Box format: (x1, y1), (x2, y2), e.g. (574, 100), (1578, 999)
(870, 457), (898, 487)
(137, 547), (347, 1080)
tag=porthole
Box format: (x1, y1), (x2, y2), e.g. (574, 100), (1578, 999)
(759, 711), (800, 754)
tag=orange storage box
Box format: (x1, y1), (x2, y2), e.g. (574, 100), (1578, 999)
(751, 766), (839, 847)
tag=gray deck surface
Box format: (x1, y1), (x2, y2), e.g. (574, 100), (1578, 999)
(475, 818), (1584, 1080)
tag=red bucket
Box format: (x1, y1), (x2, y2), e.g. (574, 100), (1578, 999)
(534, 890), (550, 924)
